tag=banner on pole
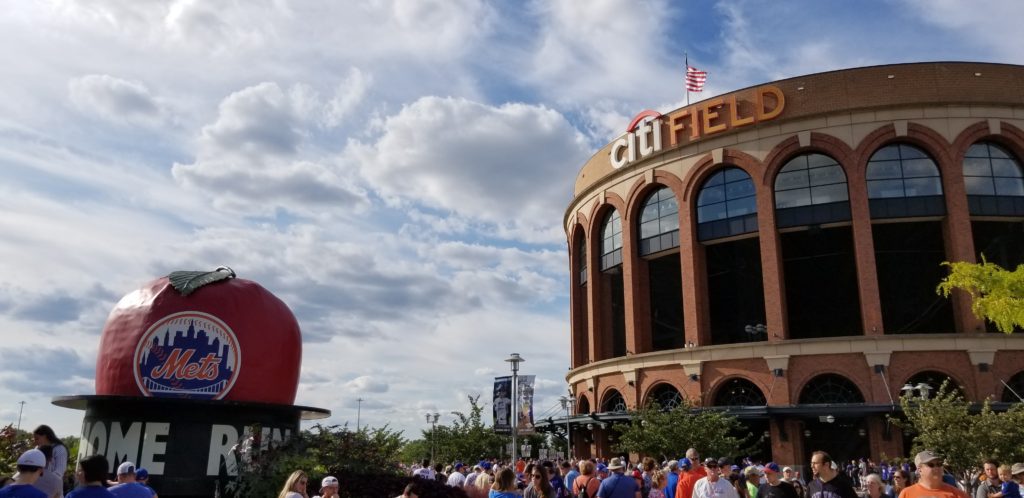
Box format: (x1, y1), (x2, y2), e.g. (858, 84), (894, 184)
(493, 376), (512, 434)
(517, 375), (536, 435)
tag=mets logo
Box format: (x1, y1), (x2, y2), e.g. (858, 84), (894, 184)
(133, 311), (241, 400)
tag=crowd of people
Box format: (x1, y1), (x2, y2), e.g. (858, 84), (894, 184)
(0, 425), (158, 498)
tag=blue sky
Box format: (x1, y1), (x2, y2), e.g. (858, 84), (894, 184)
(1, 0), (1023, 443)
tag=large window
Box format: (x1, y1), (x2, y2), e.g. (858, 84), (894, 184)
(866, 144), (945, 218)
(647, 384), (683, 410)
(774, 153), (851, 227)
(697, 167), (758, 240)
(601, 390), (627, 413)
(600, 210), (622, 270)
(712, 378), (766, 406)
(638, 187), (680, 255)
(799, 374), (864, 404)
(964, 142), (1024, 216)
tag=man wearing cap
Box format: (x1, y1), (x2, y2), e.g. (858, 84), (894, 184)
(133, 469), (156, 498)
(758, 463), (799, 498)
(446, 462), (467, 487)
(108, 462), (153, 498)
(596, 458), (640, 498)
(691, 458), (738, 498)
(677, 453), (707, 498)
(898, 451), (967, 498)
(0, 449), (48, 498)
(30, 446), (63, 498)
(312, 476), (339, 498)
(807, 452), (856, 498)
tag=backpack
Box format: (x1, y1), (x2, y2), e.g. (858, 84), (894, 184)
(577, 477), (595, 498)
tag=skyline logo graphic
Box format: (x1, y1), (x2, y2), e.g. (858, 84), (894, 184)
(133, 311), (241, 400)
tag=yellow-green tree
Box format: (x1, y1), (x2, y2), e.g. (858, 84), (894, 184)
(937, 258), (1024, 333)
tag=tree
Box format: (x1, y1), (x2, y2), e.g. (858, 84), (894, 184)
(612, 400), (756, 459)
(0, 425), (32, 479)
(891, 381), (1024, 493)
(937, 258), (1024, 333)
(402, 395), (516, 465)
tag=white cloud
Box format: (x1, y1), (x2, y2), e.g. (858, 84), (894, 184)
(344, 375), (389, 393)
(68, 74), (162, 125)
(322, 68), (372, 128)
(350, 96), (590, 242)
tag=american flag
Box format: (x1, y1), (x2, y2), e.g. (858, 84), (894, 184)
(686, 66), (707, 92)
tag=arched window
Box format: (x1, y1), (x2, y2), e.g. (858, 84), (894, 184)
(1002, 371), (1024, 403)
(866, 144), (945, 218)
(697, 167), (758, 241)
(964, 142), (1024, 216)
(601, 390), (627, 413)
(712, 378), (766, 406)
(576, 396), (591, 415)
(638, 187), (680, 255)
(600, 210), (622, 270)
(798, 374), (864, 404)
(774, 153), (851, 227)
(647, 384), (683, 410)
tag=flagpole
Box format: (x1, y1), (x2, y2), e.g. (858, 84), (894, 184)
(685, 52), (690, 106)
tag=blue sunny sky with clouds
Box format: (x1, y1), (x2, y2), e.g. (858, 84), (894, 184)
(2, 0), (1023, 442)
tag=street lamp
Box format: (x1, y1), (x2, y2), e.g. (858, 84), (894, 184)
(744, 324), (767, 340)
(426, 412), (440, 463)
(505, 353), (525, 465)
(901, 382), (934, 400)
(357, 397), (363, 432)
(559, 394), (575, 459)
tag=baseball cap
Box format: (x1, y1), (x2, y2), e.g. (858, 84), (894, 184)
(480, 461), (492, 470)
(117, 461), (136, 475)
(718, 457), (731, 467)
(764, 463), (781, 474)
(597, 463), (609, 473)
(731, 465), (741, 472)
(1011, 463), (1024, 476)
(914, 450), (941, 467)
(320, 476), (339, 491)
(703, 458), (718, 467)
(680, 457), (692, 469)
(782, 466), (793, 473)
(136, 468), (149, 480)
(455, 462), (465, 470)
(17, 449), (45, 468)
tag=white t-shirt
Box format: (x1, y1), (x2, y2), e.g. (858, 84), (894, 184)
(693, 477), (740, 498)
(447, 471), (467, 487)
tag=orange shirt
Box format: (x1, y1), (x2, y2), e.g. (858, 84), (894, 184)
(573, 475), (601, 498)
(516, 460), (526, 473)
(898, 483), (969, 498)
(677, 467), (708, 498)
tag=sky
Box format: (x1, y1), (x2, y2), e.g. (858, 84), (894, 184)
(2, 0), (1024, 444)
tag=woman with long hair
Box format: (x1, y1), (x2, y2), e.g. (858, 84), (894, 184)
(525, 464), (555, 498)
(490, 468), (519, 498)
(278, 470), (309, 498)
(32, 425), (67, 476)
(892, 469), (912, 497)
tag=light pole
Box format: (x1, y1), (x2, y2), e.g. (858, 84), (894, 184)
(426, 412), (440, 463)
(356, 398), (363, 431)
(16, 401), (25, 431)
(505, 353), (525, 465)
(559, 394), (575, 459)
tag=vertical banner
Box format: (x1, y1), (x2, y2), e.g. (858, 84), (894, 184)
(517, 375), (536, 435)
(493, 376), (512, 434)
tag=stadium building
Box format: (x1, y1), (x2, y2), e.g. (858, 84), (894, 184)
(555, 62), (1024, 464)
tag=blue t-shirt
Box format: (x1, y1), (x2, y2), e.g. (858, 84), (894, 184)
(107, 483), (152, 498)
(0, 484), (47, 498)
(489, 490), (519, 498)
(66, 487), (115, 498)
(1002, 480), (1022, 498)
(597, 473), (639, 498)
(666, 471), (680, 498)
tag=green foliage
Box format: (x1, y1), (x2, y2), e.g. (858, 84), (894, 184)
(227, 423), (406, 498)
(402, 395), (516, 465)
(611, 400), (756, 459)
(937, 258), (1024, 333)
(891, 381), (1024, 492)
(0, 425), (33, 478)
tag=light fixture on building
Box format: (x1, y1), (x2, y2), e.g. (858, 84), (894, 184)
(858, 428), (867, 437)
(803, 429), (811, 438)
(744, 324), (767, 338)
(825, 415), (835, 424)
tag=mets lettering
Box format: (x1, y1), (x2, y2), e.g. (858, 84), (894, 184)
(149, 349), (222, 381)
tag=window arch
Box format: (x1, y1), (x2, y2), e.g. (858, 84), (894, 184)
(798, 374), (864, 404)
(964, 142), (1024, 216)
(638, 186), (680, 255)
(1002, 371), (1024, 403)
(866, 144), (945, 218)
(774, 153), (851, 227)
(712, 378), (766, 406)
(601, 390), (627, 413)
(576, 396), (591, 415)
(646, 383), (683, 410)
(697, 167), (758, 241)
(600, 210), (622, 270)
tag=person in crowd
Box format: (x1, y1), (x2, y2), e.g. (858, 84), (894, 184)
(395, 482), (420, 498)
(639, 458), (657, 498)
(978, 461), (1004, 498)
(476, 470), (495, 493)
(808, 451), (857, 498)
(0, 449), (47, 498)
(447, 462), (467, 488)
(435, 464), (448, 483)
(744, 466), (761, 498)
(32, 426), (67, 478)
(574, 461), (601, 498)
(758, 463), (798, 498)
(897, 451), (966, 498)
(412, 460), (435, 480)
(564, 461), (580, 495)
(133, 469), (156, 498)
(692, 458), (738, 498)
(313, 476), (338, 498)
(597, 463), (610, 482)
(467, 465), (483, 488)
(988, 465), (1023, 498)
(892, 469), (912, 497)
(664, 460), (680, 498)
(596, 458), (639, 498)
(490, 468), (519, 498)
(864, 474), (892, 498)
(676, 457), (703, 498)
(526, 465), (556, 498)
(542, 461), (567, 498)
(648, 471), (667, 498)
(277, 470), (309, 498)
(31, 446), (63, 498)
(108, 462), (151, 498)
(66, 455), (114, 498)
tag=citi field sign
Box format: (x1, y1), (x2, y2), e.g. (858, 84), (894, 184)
(611, 85), (786, 169)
